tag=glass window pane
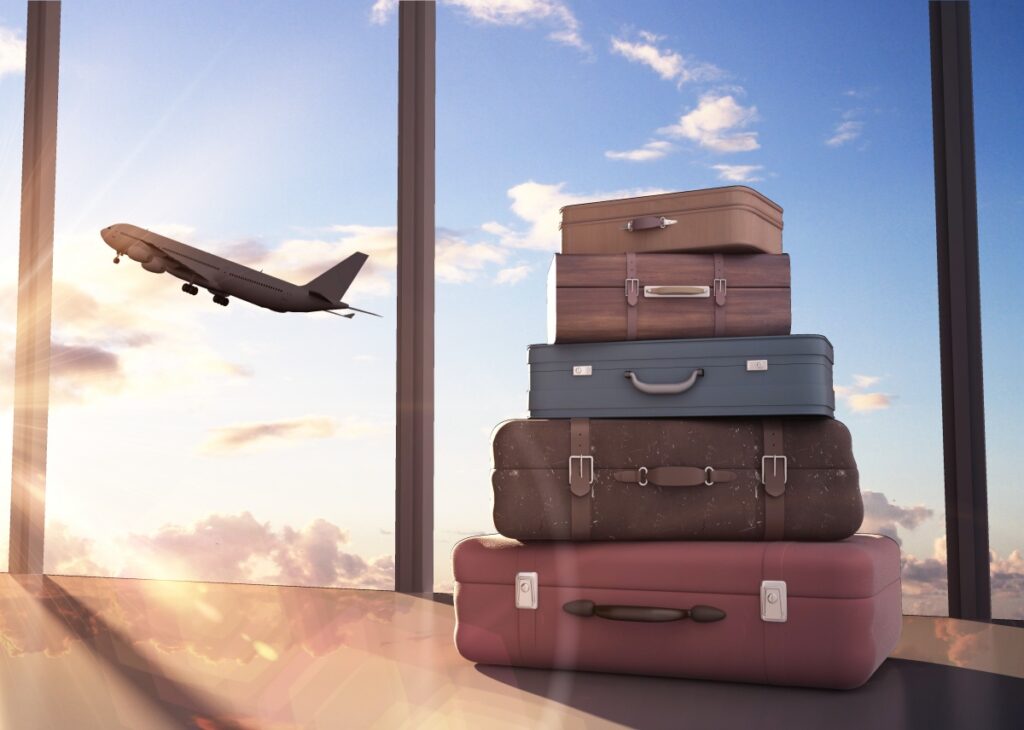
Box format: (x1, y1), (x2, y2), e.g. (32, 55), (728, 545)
(0, 11), (27, 572)
(45, 2), (397, 588)
(974, 1), (1024, 620)
(433, 0), (948, 614)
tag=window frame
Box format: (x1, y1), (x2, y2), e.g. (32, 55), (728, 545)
(5, 0), (1005, 619)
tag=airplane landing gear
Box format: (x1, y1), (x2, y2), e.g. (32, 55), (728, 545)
(113, 256), (120, 264)
(182, 283), (198, 295)
(213, 294), (229, 306)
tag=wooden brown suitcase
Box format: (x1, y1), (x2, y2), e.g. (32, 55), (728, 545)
(548, 252), (791, 343)
(491, 416), (862, 542)
(560, 186), (783, 255)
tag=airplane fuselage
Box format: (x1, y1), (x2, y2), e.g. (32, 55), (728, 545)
(101, 224), (342, 313)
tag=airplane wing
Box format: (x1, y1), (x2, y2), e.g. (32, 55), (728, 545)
(134, 236), (216, 288)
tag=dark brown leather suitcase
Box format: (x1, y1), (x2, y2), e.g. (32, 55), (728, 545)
(548, 252), (791, 343)
(560, 186), (783, 255)
(492, 417), (862, 542)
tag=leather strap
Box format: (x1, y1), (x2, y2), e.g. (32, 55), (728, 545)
(713, 254), (726, 336)
(762, 419), (786, 540)
(613, 466), (736, 487)
(569, 418), (592, 541)
(625, 253), (638, 340)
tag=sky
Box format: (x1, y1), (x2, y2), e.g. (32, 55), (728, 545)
(0, 0), (1021, 618)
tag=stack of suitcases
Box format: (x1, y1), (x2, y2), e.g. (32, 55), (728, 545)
(453, 186), (903, 690)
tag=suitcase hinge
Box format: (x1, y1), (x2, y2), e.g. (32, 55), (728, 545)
(568, 455), (595, 497)
(624, 278), (640, 306)
(760, 580), (787, 622)
(713, 278), (727, 306)
(761, 455), (787, 498)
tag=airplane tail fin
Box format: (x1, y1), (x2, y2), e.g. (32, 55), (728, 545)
(306, 252), (368, 303)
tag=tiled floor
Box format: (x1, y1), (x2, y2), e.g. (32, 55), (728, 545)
(0, 574), (1020, 729)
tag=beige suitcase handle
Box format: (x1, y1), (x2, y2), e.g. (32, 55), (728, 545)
(643, 285), (711, 298)
(623, 215), (678, 232)
(624, 368), (703, 395)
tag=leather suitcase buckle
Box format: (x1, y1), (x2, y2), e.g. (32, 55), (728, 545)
(761, 455), (788, 497)
(568, 455), (595, 497)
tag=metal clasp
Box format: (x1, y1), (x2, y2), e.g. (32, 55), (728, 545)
(516, 572), (539, 610)
(760, 580), (788, 622)
(637, 466), (649, 486)
(568, 455), (595, 486)
(761, 455), (788, 485)
(624, 278), (640, 300)
(713, 277), (727, 304)
(704, 466), (715, 486)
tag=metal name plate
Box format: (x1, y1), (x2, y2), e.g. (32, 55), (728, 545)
(572, 365), (593, 377)
(746, 359), (768, 371)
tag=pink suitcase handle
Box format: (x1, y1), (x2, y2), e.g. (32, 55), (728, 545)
(563, 599), (726, 623)
(623, 215), (678, 232)
(624, 368), (703, 395)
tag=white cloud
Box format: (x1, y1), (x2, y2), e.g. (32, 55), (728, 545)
(118, 512), (394, 589)
(605, 140), (674, 162)
(203, 415), (367, 454)
(861, 491), (934, 545)
(482, 180), (668, 251)
(609, 32), (722, 87)
(494, 264), (530, 285)
(834, 374), (894, 413)
(847, 392), (891, 411)
(435, 233), (507, 283)
(826, 119), (864, 147)
(659, 94), (760, 153)
(853, 373), (881, 388)
(369, 0), (397, 25)
(252, 225), (510, 292)
(0, 25), (26, 79)
(712, 164), (764, 183)
(372, 0), (586, 49)
(447, 0), (586, 49)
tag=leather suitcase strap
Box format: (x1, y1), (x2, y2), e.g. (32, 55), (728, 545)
(762, 418), (786, 539)
(713, 254), (726, 336)
(625, 253), (638, 340)
(569, 418), (593, 540)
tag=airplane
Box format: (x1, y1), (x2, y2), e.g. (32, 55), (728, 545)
(100, 223), (379, 318)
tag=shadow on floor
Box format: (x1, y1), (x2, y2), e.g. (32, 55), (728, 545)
(13, 576), (254, 730)
(478, 658), (1024, 730)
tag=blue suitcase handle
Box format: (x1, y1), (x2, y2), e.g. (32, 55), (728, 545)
(624, 368), (704, 395)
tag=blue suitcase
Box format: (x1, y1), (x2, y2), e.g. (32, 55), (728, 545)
(528, 335), (834, 419)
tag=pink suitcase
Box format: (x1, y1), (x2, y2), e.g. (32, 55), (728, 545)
(453, 534), (901, 690)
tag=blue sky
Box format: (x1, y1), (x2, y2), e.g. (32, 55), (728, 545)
(0, 1), (1021, 617)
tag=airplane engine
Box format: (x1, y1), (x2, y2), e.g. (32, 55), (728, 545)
(126, 241), (153, 263)
(141, 257), (167, 274)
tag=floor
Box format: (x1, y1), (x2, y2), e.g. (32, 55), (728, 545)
(0, 574), (1021, 729)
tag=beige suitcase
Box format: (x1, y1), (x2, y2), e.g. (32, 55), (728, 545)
(560, 186), (783, 255)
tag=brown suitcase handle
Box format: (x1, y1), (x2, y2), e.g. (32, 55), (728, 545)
(623, 215), (678, 232)
(563, 599), (726, 623)
(613, 465), (737, 487)
(624, 368), (703, 395)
